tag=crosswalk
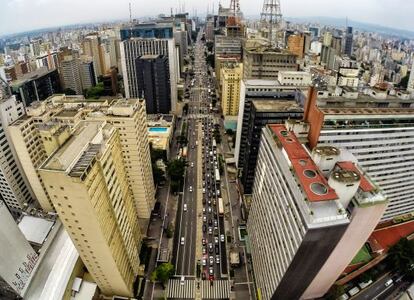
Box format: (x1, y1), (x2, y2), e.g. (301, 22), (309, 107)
(167, 279), (195, 299)
(201, 280), (231, 299)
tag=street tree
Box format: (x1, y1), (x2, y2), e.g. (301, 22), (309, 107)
(387, 237), (414, 278)
(153, 262), (175, 288)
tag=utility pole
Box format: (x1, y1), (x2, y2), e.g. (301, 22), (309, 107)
(260, 0), (284, 47)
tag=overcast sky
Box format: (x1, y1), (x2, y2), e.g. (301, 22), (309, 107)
(1, 0), (413, 36)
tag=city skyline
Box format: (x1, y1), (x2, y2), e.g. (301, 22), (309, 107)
(1, 0), (414, 37)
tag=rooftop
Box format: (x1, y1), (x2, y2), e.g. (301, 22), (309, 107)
(252, 99), (302, 112)
(269, 124), (338, 202)
(336, 162), (374, 193)
(11, 67), (56, 86)
(18, 216), (55, 245)
(54, 109), (80, 118)
(320, 107), (414, 116)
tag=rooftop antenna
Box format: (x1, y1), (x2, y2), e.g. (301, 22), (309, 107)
(260, 0), (283, 47)
(129, 2), (132, 23)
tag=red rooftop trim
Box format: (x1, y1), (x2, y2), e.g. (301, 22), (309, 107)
(336, 161), (374, 192)
(269, 124), (338, 202)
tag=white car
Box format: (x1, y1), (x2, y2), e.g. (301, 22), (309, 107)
(181, 237), (185, 245)
(191, 162), (194, 168)
(216, 257), (220, 264)
(189, 186), (193, 192)
(214, 237), (219, 244)
(203, 188), (206, 193)
(183, 204), (187, 212)
(209, 256), (214, 265)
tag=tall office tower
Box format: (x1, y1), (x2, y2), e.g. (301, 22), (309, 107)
(39, 121), (141, 297)
(323, 31), (333, 47)
(136, 55), (171, 114)
(243, 43), (298, 80)
(248, 124), (387, 299)
(0, 201), (38, 297)
(220, 62), (243, 116)
(205, 20), (215, 41)
(239, 100), (303, 194)
(79, 59), (97, 91)
(120, 38), (178, 112)
(309, 26), (320, 39)
(61, 56), (82, 95)
(305, 88), (414, 220)
(0, 96), (35, 216)
(214, 35), (242, 82)
(82, 35), (104, 76)
(287, 33), (305, 59)
(260, 0), (284, 47)
(234, 79), (306, 183)
(344, 26), (353, 57)
(102, 67), (118, 96)
(10, 68), (61, 106)
(29, 40), (41, 57)
(408, 60), (414, 92)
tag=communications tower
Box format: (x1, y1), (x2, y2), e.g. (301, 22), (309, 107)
(260, 0), (284, 47)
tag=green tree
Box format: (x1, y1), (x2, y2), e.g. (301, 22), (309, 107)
(398, 73), (410, 89)
(387, 237), (414, 278)
(152, 164), (165, 186)
(86, 82), (105, 99)
(165, 223), (174, 238)
(206, 41), (214, 52)
(167, 158), (187, 182)
(226, 129), (234, 136)
(153, 263), (175, 288)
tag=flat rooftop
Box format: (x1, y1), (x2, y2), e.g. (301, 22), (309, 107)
(320, 107), (414, 116)
(54, 109), (80, 118)
(269, 124), (338, 202)
(11, 67), (56, 86)
(252, 99), (302, 112)
(18, 216), (54, 245)
(42, 121), (106, 172)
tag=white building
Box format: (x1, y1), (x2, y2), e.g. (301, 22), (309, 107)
(0, 96), (35, 216)
(248, 123), (387, 299)
(120, 38), (179, 113)
(0, 201), (38, 297)
(277, 71), (312, 86)
(408, 60), (414, 93)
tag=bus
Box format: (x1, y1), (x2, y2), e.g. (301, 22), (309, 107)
(215, 168), (220, 183)
(218, 198), (224, 216)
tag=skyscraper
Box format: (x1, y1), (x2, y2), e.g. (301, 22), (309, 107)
(344, 26), (354, 57)
(82, 35), (105, 76)
(248, 124), (387, 299)
(61, 56), (82, 94)
(136, 55), (171, 114)
(120, 38), (178, 112)
(39, 121), (141, 297)
(220, 62), (243, 116)
(408, 59), (414, 93)
(0, 96), (35, 216)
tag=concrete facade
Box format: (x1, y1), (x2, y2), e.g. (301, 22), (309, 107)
(220, 62), (243, 116)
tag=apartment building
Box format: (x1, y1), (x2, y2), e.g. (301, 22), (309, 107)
(305, 88), (414, 220)
(220, 62), (243, 116)
(248, 124), (387, 299)
(39, 121), (141, 297)
(0, 96), (35, 215)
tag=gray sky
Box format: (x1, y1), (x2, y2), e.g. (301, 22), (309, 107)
(1, 0), (413, 36)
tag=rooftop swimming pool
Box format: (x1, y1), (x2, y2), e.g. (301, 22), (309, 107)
(148, 127), (168, 133)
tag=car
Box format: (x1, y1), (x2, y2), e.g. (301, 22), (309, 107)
(202, 271), (206, 280)
(202, 246), (207, 254)
(202, 208), (206, 213)
(202, 238), (206, 246)
(202, 258), (207, 266)
(189, 186), (193, 192)
(191, 162), (194, 167)
(215, 245), (219, 254)
(220, 234), (225, 242)
(217, 190), (220, 196)
(180, 276), (185, 285)
(209, 256), (214, 265)
(183, 204), (187, 212)
(181, 237), (185, 245)
(216, 257), (220, 264)
(385, 279), (393, 287)
(208, 207), (212, 213)
(202, 188), (206, 193)
(209, 267), (214, 275)
(208, 227), (213, 235)
(214, 237), (219, 244)
(203, 224), (207, 232)
(214, 220), (218, 227)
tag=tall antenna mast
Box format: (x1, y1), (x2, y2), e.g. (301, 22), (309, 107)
(129, 2), (132, 23)
(260, 0), (283, 47)
(229, 0), (240, 17)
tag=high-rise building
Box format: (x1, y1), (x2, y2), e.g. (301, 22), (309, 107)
(243, 43), (298, 79)
(0, 96), (35, 216)
(235, 79), (306, 172)
(408, 60), (414, 93)
(120, 38), (178, 112)
(344, 26), (354, 57)
(120, 22), (174, 41)
(220, 62), (242, 116)
(239, 100), (303, 194)
(136, 55), (171, 114)
(10, 67), (61, 106)
(82, 35), (104, 76)
(39, 121), (142, 297)
(79, 59), (97, 91)
(10, 95), (155, 227)
(287, 34), (305, 59)
(0, 201), (38, 297)
(61, 56), (82, 95)
(248, 123), (387, 299)
(305, 88), (414, 220)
